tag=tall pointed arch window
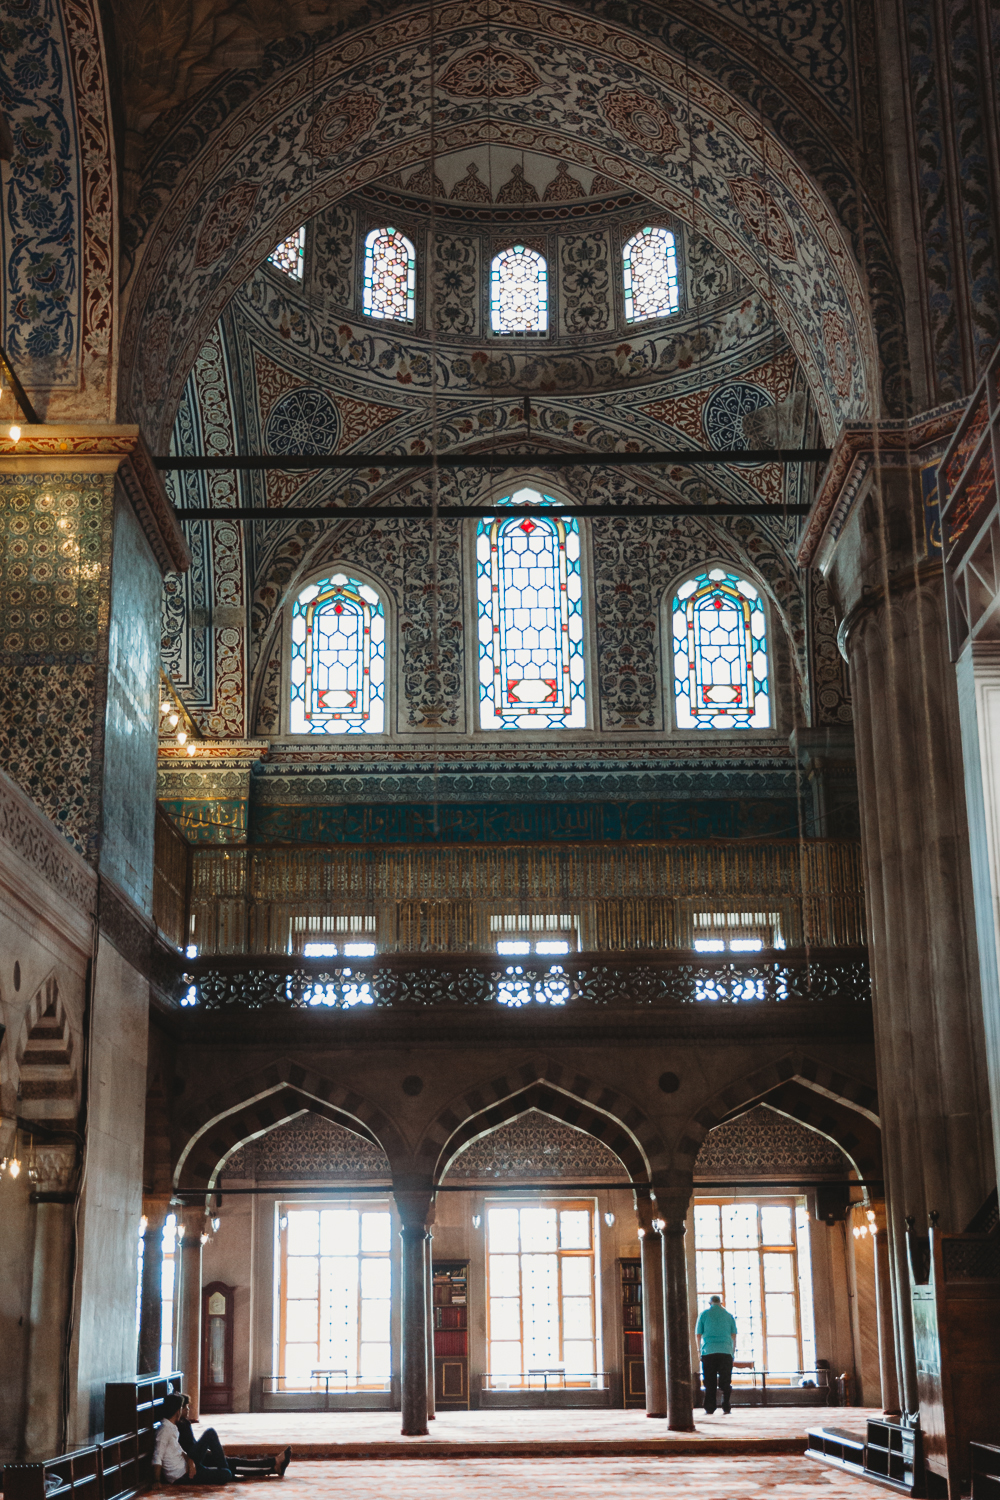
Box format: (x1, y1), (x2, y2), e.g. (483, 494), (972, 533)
(490, 246), (548, 334)
(362, 227), (416, 322)
(476, 489), (585, 730)
(672, 568), (769, 729)
(290, 574), (386, 735)
(622, 226), (679, 322)
(269, 227), (305, 280)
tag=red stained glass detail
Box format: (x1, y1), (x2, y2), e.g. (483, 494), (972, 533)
(713, 596), (724, 609)
(519, 520), (536, 533)
(334, 602), (343, 613)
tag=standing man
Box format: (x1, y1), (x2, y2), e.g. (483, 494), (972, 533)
(695, 1294), (738, 1415)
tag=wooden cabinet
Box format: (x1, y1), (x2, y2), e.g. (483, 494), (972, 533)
(201, 1282), (236, 1414)
(972, 1442), (1000, 1498)
(104, 1373), (183, 1485)
(433, 1261), (469, 1409)
(864, 1419), (921, 1493)
(620, 1258), (644, 1408)
(3, 1448), (101, 1500)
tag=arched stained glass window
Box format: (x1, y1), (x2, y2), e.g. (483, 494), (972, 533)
(476, 489), (585, 730)
(490, 246), (548, 334)
(622, 226), (679, 323)
(362, 227), (416, 322)
(269, 227), (305, 280)
(290, 574), (386, 735)
(672, 568), (769, 729)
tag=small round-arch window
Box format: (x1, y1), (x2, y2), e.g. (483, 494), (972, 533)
(671, 568), (770, 729)
(290, 574), (386, 735)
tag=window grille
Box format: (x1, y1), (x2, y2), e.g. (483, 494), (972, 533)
(622, 226), (679, 322)
(476, 490), (585, 730)
(362, 227), (415, 322)
(269, 227), (305, 280)
(290, 575), (386, 735)
(672, 569), (770, 729)
(490, 245), (548, 333)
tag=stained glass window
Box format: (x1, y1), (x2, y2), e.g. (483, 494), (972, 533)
(490, 246), (548, 334)
(269, 226), (305, 280)
(362, 227), (415, 322)
(476, 488), (585, 730)
(290, 574), (385, 735)
(672, 568), (769, 729)
(623, 226), (679, 322)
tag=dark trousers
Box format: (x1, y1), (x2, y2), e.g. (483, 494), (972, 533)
(188, 1429), (233, 1483)
(701, 1353), (734, 1413)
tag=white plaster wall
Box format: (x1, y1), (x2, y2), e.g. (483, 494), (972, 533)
(69, 936), (149, 1445)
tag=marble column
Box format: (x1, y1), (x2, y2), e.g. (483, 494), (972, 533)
(634, 1192), (666, 1417)
(396, 1189), (434, 1436)
(138, 1199), (169, 1376)
(871, 1202), (901, 1417)
(660, 1213), (695, 1431)
(25, 1145), (78, 1459)
(424, 1230), (436, 1420)
(842, 568), (994, 1408)
(176, 1209), (205, 1415)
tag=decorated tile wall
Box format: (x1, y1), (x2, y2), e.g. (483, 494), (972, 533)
(0, 472), (113, 857)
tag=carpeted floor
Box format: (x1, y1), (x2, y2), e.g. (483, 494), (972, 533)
(147, 1455), (892, 1499)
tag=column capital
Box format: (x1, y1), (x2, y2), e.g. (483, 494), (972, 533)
(27, 1143), (77, 1196)
(633, 1190), (660, 1236)
(394, 1184), (436, 1230)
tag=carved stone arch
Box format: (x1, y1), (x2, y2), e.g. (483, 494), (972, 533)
(13, 974), (79, 1127)
(174, 1057), (408, 1189)
(677, 1050), (880, 1180)
(418, 1057), (667, 1184)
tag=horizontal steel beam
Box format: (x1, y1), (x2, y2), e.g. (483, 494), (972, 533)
(171, 1178), (881, 1200)
(173, 503), (811, 520)
(156, 447), (829, 472)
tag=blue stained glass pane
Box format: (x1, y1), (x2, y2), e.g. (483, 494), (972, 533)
(476, 488), (585, 730)
(672, 569), (769, 729)
(290, 575), (385, 735)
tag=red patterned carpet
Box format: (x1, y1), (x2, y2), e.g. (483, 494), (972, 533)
(148, 1455), (891, 1499)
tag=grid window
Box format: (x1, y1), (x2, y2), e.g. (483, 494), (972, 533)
(490, 246), (548, 334)
(476, 490), (585, 730)
(269, 227), (305, 280)
(622, 226), (679, 322)
(290, 574), (385, 735)
(487, 1202), (597, 1385)
(160, 1214), (178, 1375)
(491, 914), (579, 956)
(672, 569), (769, 729)
(693, 1200), (806, 1375)
(362, 228), (415, 322)
(277, 1206), (392, 1390)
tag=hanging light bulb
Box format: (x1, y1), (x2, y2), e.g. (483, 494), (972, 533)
(9, 424), (21, 443)
(211, 1216), (221, 1233)
(200, 1232), (209, 1245)
(186, 744), (196, 757)
(471, 1215), (482, 1229)
(604, 1212), (615, 1227)
(168, 713), (179, 727)
(176, 730), (187, 745)
(8, 1156), (21, 1178)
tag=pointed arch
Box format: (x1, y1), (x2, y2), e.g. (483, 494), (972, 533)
(678, 1051), (880, 1181)
(174, 1057), (407, 1189)
(418, 1058), (668, 1184)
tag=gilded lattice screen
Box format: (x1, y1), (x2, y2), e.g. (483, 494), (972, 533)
(183, 839), (865, 954)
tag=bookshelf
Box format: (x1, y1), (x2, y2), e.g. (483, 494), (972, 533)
(3, 1448), (101, 1500)
(972, 1442), (1000, 1499)
(620, 1258), (645, 1408)
(433, 1261), (470, 1409)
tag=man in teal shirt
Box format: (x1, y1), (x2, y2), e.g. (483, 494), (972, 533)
(695, 1295), (738, 1414)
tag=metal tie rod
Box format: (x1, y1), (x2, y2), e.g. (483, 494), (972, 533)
(173, 503), (811, 520)
(155, 447), (829, 472)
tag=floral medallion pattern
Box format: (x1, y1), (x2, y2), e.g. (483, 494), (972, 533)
(195, 183), (261, 269)
(728, 178), (798, 264)
(439, 48), (542, 98)
(602, 91), (680, 155)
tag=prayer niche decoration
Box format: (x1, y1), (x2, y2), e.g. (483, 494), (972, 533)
(362, 227), (416, 322)
(268, 226), (305, 280)
(290, 574), (385, 735)
(622, 226), (679, 322)
(476, 489), (585, 730)
(490, 245), (548, 334)
(672, 569), (769, 730)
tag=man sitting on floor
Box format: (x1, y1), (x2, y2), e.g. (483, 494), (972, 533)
(177, 1394), (292, 1482)
(152, 1395), (291, 1485)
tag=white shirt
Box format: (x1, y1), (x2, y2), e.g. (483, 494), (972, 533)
(152, 1420), (188, 1482)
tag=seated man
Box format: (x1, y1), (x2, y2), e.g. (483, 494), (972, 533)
(177, 1394), (292, 1482)
(152, 1395), (232, 1485)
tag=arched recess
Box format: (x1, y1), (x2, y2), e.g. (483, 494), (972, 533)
(418, 1059), (667, 1184)
(678, 1051), (880, 1183)
(13, 976), (79, 1129)
(121, 1), (881, 444)
(174, 1058), (408, 1190)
